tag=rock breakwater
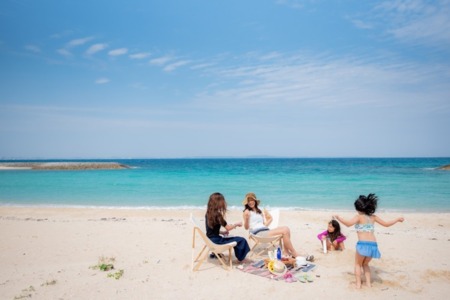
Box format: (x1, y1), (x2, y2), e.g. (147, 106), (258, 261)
(0, 162), (130, 170)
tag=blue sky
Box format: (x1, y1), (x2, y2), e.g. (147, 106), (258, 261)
(1, 0), (449, 158)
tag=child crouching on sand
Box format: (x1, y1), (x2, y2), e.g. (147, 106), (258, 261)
(333, 193), (404, 289)
(317, 219), (346, 251)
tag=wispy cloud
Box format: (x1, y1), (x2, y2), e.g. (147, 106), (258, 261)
(57, 48), (72, 57)
(163, 60), (191, 72)
(24, 45), (41, 53)
(350, 19), (374, 30)
(129, 52), (151, 59)
(259, 52), (282, 61)
(86, 43), (108, 55)
(55, 36), (94, 57)
(190, 62), (215, 70)
(361, 0), (450, 47)
(193, 51), (450, 113)
(108, 48), (128, 56)
(50, 30), (74, 39)
(95, 77), (110, 84)
(149, 55), (172, 66)
(67, 36), (94, 48)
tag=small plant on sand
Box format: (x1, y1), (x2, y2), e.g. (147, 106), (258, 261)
(107, 269), (124, 280)
(90, 256), (115, 271)
(14, 286), (35, 299)
(90, 256), (124, 279)
(41, 279), (57, 286)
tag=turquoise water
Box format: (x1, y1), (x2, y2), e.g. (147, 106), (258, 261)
(1, 158), (449, 212)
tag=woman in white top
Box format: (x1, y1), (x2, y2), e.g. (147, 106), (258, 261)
(242, 192), (300, 258)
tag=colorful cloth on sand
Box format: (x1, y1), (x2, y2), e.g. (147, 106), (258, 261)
(238, 262), (316, 283)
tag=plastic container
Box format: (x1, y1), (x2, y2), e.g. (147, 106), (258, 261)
(277, 247), (281, 260)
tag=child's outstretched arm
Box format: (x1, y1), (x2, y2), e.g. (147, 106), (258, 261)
(374, 215), (404, 227)
(333, 215), (359, 227)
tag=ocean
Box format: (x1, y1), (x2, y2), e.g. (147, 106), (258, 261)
(1, 158), (449, 212)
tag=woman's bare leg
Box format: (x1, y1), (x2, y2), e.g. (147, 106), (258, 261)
(268, 226), (299, 257)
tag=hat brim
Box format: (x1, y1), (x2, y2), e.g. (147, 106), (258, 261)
(268, 262), (287, 276)
(242, 197), (261, 206)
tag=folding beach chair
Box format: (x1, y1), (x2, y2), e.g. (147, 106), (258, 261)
(190, 213), (237, 271)
(248, 209), (283, 258)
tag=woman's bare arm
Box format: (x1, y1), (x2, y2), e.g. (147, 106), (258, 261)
(243, 210), (250, 230)
(263, 209), (273, 227)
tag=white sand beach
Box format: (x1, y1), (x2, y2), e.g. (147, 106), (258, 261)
(0, 207), (449, 299)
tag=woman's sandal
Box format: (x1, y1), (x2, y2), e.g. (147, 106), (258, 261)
(295, 273), (307, 283)
(283, 272), (295, 283)
(304, 273), (314, 282)
(296, 273), (314, 283)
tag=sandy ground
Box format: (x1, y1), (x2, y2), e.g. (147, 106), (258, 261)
(0, 207), (449, 300)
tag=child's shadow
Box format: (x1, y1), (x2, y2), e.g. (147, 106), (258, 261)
(371, 266), (409, 289)
(345, 266), (405, 289)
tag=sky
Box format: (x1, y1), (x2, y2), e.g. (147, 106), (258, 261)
(0, 0), (449, 159)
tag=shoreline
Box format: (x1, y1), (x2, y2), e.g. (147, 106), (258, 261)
(1, 204), (449, 214)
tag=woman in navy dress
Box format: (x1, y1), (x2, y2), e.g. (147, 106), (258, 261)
(205, 192), (250, 262)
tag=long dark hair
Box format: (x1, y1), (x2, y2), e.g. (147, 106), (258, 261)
(354, 193), (378, 215)
(328, 220), (343, 242)
(206, 192), (227, 229)
(243, 202), (262, 214)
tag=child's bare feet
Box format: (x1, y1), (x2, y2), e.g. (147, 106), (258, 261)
(355, 277), (362, 289)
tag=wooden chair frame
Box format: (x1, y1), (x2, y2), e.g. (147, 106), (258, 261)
(248, 209), (283, 258)
(191, 214), (237, 271)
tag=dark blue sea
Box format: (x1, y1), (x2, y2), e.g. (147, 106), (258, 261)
(1, 158), (449, 212)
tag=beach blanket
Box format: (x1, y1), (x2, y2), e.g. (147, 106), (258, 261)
(239, 260), (316, 283)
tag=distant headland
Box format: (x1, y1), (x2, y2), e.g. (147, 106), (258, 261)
(437, 164), (450, 170)
(0, 162), (130, 170)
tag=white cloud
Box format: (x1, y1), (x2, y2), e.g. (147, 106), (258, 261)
(67, 37), (94, 48)
(350, 19), (374, 30)
(190, 62), (215, 70)
(372, 0), (450, 46)
(86, 43), (108, 55)
(57, 48), (72, 57)
(95, 78), (110, 84)
(129, 52), (151, 59)
(163, 60), (191, 72)
(259, 52), (282, 61)
(149, 55), (172, 66)
(389, 8), (450, 45)
(193, 52), (450, 113)
(50, 30), (73, 39)
(25, 45), (41, 53)
(108, 48), (128, 56)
